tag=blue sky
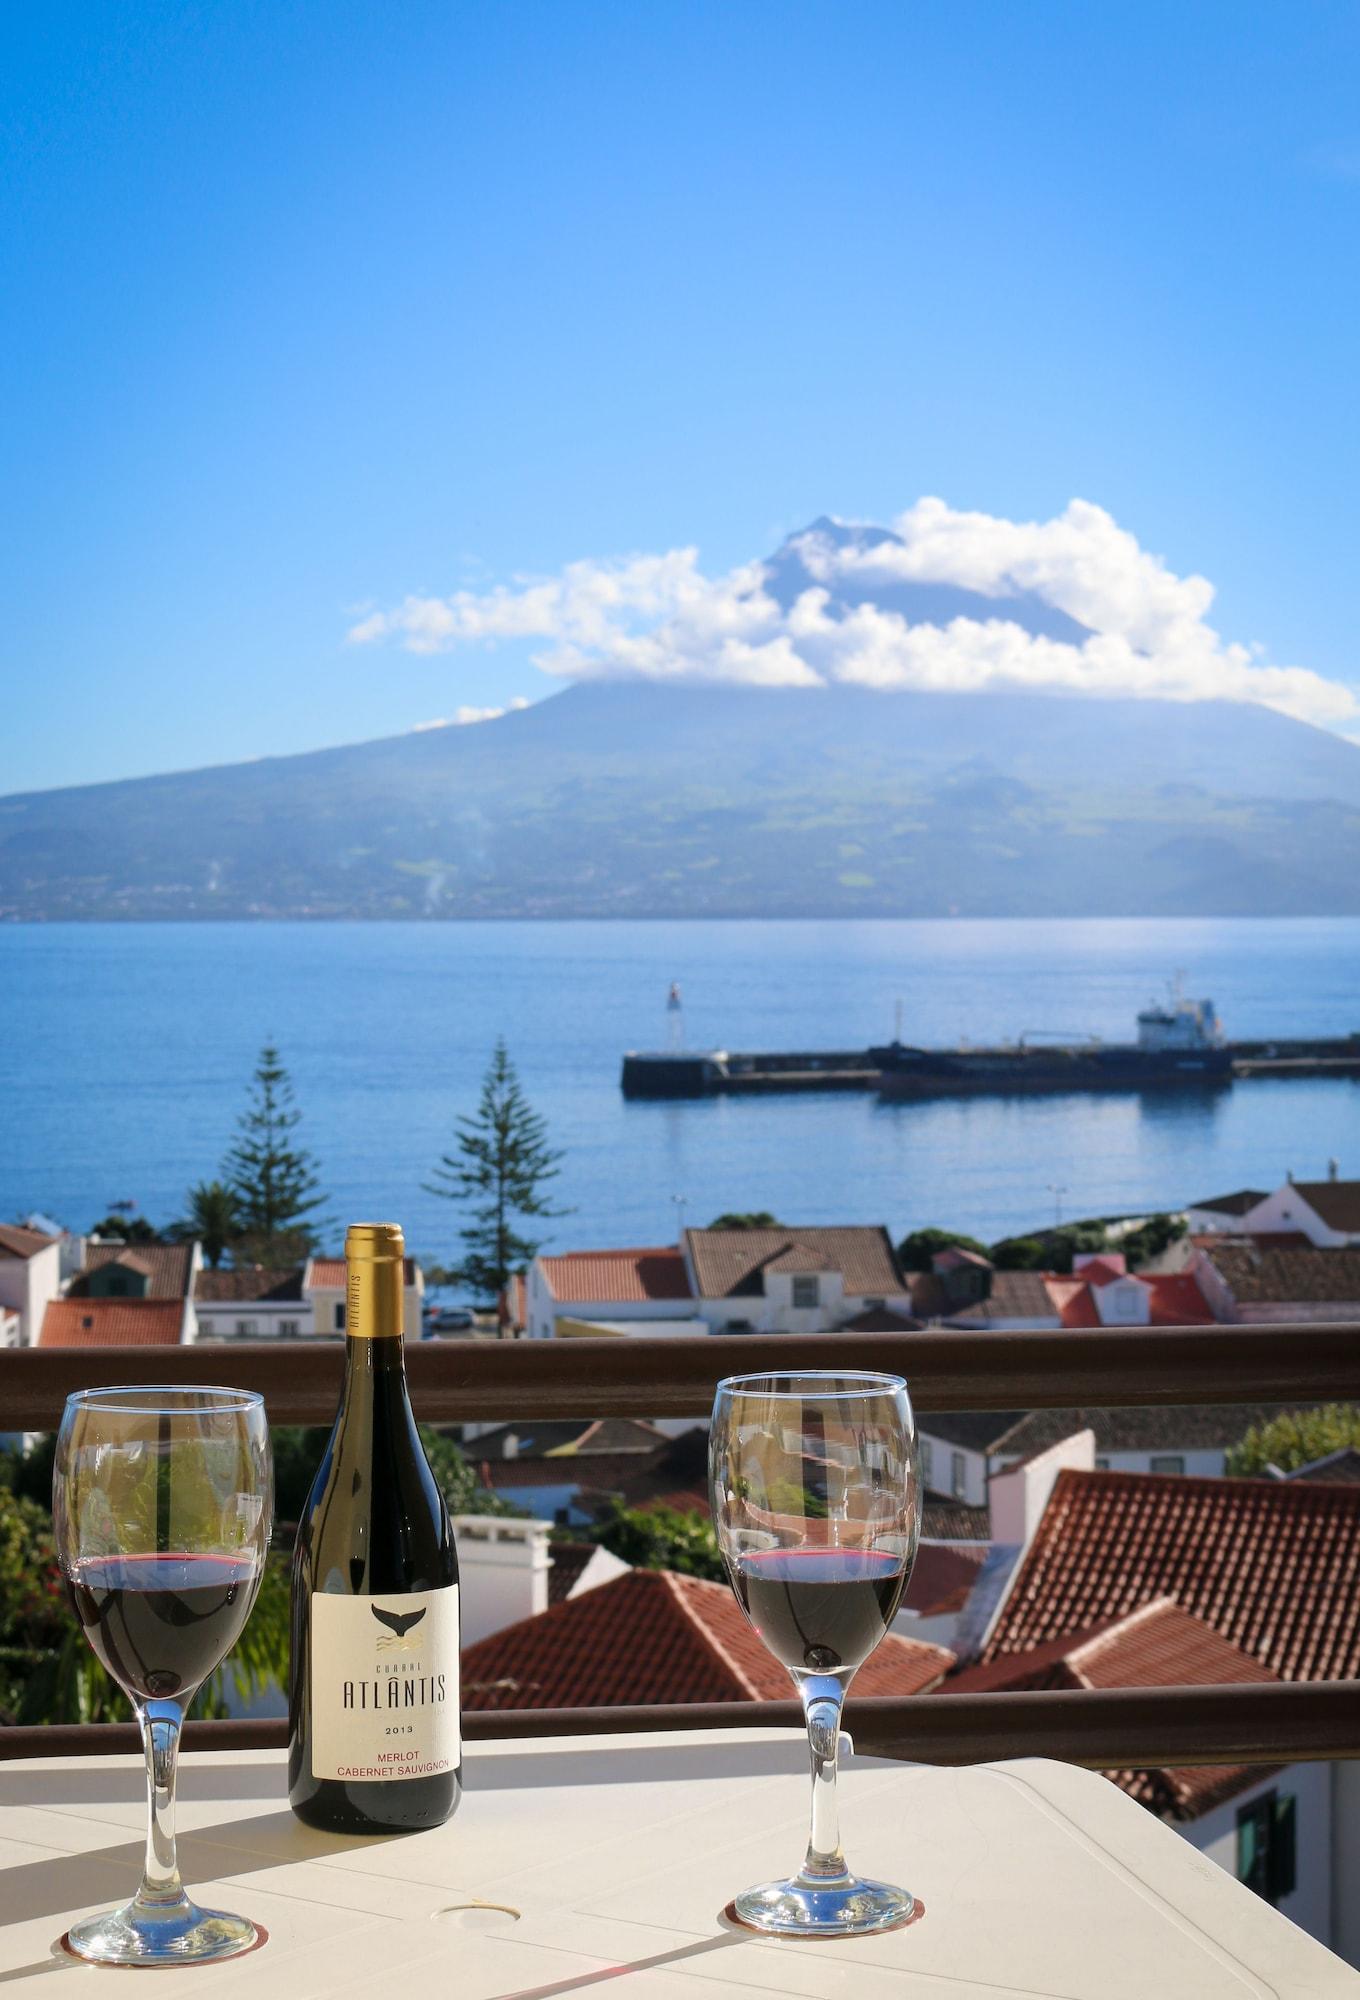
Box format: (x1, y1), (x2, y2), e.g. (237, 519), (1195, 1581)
(4, 1), (1360, 795)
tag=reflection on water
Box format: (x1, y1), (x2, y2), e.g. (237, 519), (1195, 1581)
(2, 917), (1358, 1250)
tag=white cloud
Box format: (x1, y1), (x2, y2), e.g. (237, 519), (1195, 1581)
(352, 501), (1358, 729)
(409, 698), (530, 731)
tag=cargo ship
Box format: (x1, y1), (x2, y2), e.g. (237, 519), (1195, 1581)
(619, 986), (1360, 1100)
(872, 991), (1233, 1099)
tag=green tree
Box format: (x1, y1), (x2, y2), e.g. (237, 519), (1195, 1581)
(1226, 1405), (1360, 1477)
(89, 1213), (157, 1243)
(585, 1501), (725, 1581)
(1116, 1213), (1188, 1267)
(167, 1180), (240, 1267)
(425, 1040), (568, 1329)
(708, 1211), (781, 1230)
(222, 1045), (328, 1263)
(897, 1226), (991, 1268)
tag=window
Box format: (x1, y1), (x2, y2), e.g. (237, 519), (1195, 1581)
(1149, 1454), (1185, 1475)
(951, 1450), (967, 1499)
(278, 1318), (299, 1337)
(920, 1437), (934, 1484)
(1236, 1791), (1296, 1906)
(1094, 1455), (1110, 1471)
(334, 1302), (346, 1331)
(791, 1276), (819, 1309)
(234, 1318), (257, 1336)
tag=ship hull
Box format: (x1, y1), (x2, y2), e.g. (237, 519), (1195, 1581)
(872, 1042), (1234, 1100)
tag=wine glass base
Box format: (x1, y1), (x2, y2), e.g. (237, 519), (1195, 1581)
(730, 1874), (920, 1938)
(63, 1901), (262, 1966)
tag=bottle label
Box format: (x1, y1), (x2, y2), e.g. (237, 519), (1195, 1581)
(310, 1585), (460, 1783)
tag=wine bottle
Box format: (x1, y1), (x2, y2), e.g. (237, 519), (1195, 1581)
(288, 1222), (461, 1832)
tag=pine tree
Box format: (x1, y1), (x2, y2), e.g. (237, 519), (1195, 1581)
(425, 1040), (568, 1329)
(222, 1046), (327, 1264)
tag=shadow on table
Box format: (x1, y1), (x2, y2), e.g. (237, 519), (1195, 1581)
(0, 1761), (283, 1808)
(0, 1812), (384, 1934)
(485, 1930), (748, 2000)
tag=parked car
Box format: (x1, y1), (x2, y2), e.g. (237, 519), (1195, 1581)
(424, 1305), (475, 1333)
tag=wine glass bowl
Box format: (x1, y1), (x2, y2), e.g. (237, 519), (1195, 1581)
(53, 1386), (272, 1966)
(710, 1370), (920, 1937)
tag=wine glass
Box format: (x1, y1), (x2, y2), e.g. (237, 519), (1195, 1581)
(53, 1386), (272, 1965)
(709, 1370), (920, 1936)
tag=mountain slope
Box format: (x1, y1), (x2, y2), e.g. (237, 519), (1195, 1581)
(3, 677), (1360, 918)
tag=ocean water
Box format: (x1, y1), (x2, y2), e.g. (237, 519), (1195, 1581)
(3, 918), (1359, 1272)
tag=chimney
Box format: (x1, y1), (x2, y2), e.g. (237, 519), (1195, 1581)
(453, 1515), (554, 1645)
(989, 1429), (1096, 1549)
(1329, 1158), (1340, 1182)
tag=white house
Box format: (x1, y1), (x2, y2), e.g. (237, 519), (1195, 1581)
(193, 1266), (310, 1339)
(524, 1247), (700, 1340)
(0, 1224), (63, 1346)
(682, 1225), (913, 1334)
(1239, 1172), (1360, 1247)
(524, 1227), (914, 1340)
(1185, 1188), (1269, 1234)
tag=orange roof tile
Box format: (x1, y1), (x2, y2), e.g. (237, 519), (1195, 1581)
(983, 1468), (1360, 1683)
(40, 1299), (184, 1348)
(462, 1567), (952, 1710)
(949, 1598), (1280, 1820)
(538, 1248), (693, 1304)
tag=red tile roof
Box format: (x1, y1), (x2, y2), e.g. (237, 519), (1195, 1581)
(0, 1224), (57, 1260)
(538, 1248), (693, 1304)
(983, 1468), (1360, 1682)
(462, 1567), (953, 1710)
(1043, 1271), (1215, 1328)
(40, 1300), (184, 1348)
(902, 1541), (988, 1617)
(684, 1227), (904, 1300)
(950, 1598), (1279, 1819)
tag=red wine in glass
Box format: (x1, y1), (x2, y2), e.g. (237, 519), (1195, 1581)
(735, 1549), (909, 1675)
(67, 1554), (261, 1701)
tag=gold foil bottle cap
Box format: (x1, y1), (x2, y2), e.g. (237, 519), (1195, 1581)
(345, 1222), (406, 1261)
(345, 1222), (406, 1338)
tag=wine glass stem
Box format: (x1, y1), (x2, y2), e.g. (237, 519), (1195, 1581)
(134, 1698), (190, 1916)
(798, 1675), (851, 1886)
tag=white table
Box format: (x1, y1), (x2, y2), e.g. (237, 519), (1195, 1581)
(0, 1730), (1354, 1997)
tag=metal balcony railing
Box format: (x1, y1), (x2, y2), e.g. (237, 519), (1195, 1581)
(4, 1324), (1359, 1767)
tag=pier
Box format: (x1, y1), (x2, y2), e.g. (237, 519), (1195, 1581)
(620, 1034), (1360, 1101)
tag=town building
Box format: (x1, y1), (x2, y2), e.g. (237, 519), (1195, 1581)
(194, 1254), (424, 1338)
(1192, 1241), (1360, 1324)
(986, 1403), (1287, 1479)
(0, 1223), (63, 1347)
(1237, 1172), (1360, 1247)
(193, 1267), (308, 1339)
(522, 1226), (913, 1339)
